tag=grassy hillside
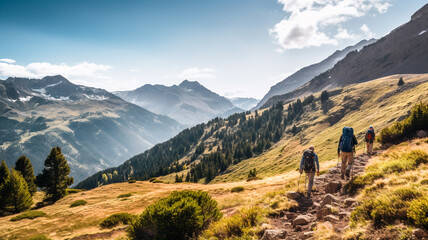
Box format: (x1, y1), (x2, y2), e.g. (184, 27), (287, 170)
(0, 172), (299, 239)
(342, 138), (428, 239)
(1, 74), (427, 239)
(210, 74), (428, 183)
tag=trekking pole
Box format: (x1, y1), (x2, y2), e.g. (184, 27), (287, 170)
(304, 172), (307, 193)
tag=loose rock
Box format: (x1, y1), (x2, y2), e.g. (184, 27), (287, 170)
(293, 215), (312, 226)
(412, 228), (428, 239)
(323, 214), (339, 222)
(261, 229), (287, 240)
(320, 194), (339, 207)
(301, 231), (314, 240)
(325, 181), (342, 193)
(287, 191), (303, 200)
(316, 204), (338, 219)
(344, 198), (356, 207)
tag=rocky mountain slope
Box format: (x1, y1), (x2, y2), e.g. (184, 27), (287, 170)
(114, 80), (243, 126)
(255, 39), (376, 109)
(0, 75), (182, 184)
(261, 3), (428, 109)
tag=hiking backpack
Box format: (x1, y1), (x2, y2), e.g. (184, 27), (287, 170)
(366, 128), (375, 142)
(340, 127), (354, 152)
(303, 149), (315, 172)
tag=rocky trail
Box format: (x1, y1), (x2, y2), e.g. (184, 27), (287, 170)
(262, 153), (372, 240)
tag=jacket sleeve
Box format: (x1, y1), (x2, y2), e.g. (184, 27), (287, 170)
(315, 153), (320, 171)
(338, 135), (342, 154)
(300, 155), (304, 171)
(365, 131), (368, 142)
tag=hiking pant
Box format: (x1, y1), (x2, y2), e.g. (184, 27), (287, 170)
(366, 142), (374, 154)
(305, 171), (315, 194)
(341, 152), (354, 175)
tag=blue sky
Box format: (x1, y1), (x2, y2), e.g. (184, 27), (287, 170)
(0, 0), (426, 98)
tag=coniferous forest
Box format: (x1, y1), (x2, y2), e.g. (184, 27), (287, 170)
(77, 95), (316, 189)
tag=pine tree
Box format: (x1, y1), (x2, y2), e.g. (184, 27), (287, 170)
(0, 160), (10, 186)
(36, 147), (74, 202)
(321, 90), (329, 103)
(0, 169), (33, 213)
(15, 156), (37, 196)
(398, 77), (404, 86)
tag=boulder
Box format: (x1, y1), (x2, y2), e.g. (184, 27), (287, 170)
(261, 229), (287, 240)
(416, 130), (428, 138)
(287, 191), (303, 200)
(325, 181), (342, 193)
(328, 167), (340, 174)
(285, 212), (297, 220)
(323, 214), (339, 222)
(320, 194), (339, 207)
(339, 212), (351, 219)
(344, 198), (357, 207)
(316, 204), (338, 219)
(301, 231), (314, 240)
(412, 228), (428, 239)
(293, 215), (312, 226)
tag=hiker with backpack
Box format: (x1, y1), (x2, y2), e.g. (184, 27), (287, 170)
(299, 145), (319, 197)
(338, 127), (358, 180)
(365, 126), (375, 155)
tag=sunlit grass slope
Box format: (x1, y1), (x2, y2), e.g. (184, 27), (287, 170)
(211, 74), (428, 183)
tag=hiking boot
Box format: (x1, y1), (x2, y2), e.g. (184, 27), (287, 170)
(345, 169), (350, 178)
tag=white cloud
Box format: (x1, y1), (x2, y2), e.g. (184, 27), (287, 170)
(0, 58), (16, 64)
(271, 0), (391, 50)
(164, 67), (216, 80)
(130, 69), (139, 72)
(0, 61), (111, 80)
(335, 28), (357, 40)
(360, 24), (375, 38)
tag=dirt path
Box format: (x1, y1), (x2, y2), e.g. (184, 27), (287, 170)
(263, 153), (372, 240)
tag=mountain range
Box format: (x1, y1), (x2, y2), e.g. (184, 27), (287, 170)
(0, 75), (182, 184)
(255, 39), (376, 109)
(114, 80), (243, 126)
(260, 4), (428, 109)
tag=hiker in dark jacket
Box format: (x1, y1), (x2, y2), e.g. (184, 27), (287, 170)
(365, 126), (375, 156)
(299, 145), (319, 197)
(338, 127), (358, 179)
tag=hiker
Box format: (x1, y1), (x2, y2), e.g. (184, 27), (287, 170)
(365, 126), (375, 155)
(299, 145), (319, 197)
(338, 127), (358, 179)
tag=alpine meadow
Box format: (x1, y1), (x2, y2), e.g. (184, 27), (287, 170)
(0, 1), (428, 240)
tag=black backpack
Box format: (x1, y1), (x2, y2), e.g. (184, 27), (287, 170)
(303, 150), (315, 172)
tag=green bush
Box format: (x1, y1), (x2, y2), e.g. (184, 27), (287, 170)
(231, 186), (244, 193)
(344, 172), (384, 194)
(379, 102), (428, 144)
(128, 190), (222, 240)
(69, 200), (87, 207)
(351, 187), (423, 228)
(100, 212), (136, 228)
(128, 179), (136, 183)
(408, 198), (428, 228)
(151, 179), (163, 183)
(420, 179), (428, 185)
(10, 211), (47, 221)
(202, 206), (264, 239)
(118, 193), (132, 198)
(28, 234), (51, 240)
(405, 150), (428, 166)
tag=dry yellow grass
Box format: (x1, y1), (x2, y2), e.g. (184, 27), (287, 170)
(0, 171), (301, 240)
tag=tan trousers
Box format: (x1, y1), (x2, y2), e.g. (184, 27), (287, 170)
(341, 152), (354, 175)
(305, 171), (315, 194)
(366, 142), (374, 154)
